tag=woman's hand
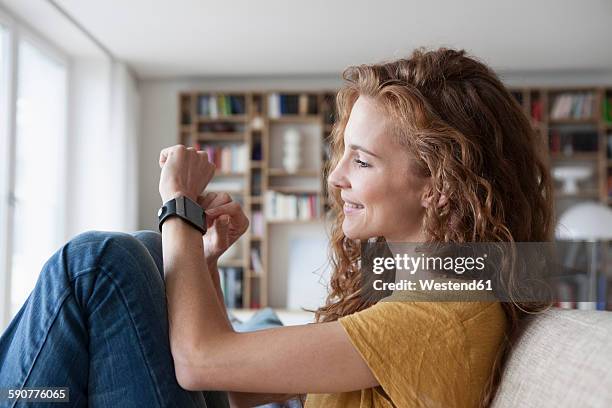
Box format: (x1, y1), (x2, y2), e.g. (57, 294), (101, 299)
(198, 192), (249, 265)
(159, 145), (215, 203)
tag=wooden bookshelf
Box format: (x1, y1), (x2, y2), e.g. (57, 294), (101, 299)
(180, 86), (612, 311)
(509, 86), (612, 213)
(178, 90), (337, 310)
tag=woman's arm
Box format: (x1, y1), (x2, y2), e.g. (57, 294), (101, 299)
(162, 218), (378, 394)
(158, 145), (378, 394)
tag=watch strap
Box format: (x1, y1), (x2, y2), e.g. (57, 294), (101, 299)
(158, 196), (207, 234)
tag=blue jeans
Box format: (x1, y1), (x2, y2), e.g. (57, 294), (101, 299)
(0, 230), (230, 408)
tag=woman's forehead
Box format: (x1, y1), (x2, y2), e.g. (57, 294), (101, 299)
(346, 98), (393, 147)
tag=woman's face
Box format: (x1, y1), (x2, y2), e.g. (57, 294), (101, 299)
(328, 96), (430, 242)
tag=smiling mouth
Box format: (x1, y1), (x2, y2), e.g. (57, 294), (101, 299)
(343, 201), (365, 210)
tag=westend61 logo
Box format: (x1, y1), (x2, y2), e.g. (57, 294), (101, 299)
(372, 253), (488, 275)
(359, 241), (604, 302)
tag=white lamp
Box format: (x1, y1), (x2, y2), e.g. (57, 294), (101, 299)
(556, 202), (612, 241)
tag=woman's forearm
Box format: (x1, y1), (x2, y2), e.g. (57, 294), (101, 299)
(162, 218), (233, 360)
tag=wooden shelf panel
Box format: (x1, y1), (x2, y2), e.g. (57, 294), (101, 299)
(267, 168), (319, 177)
(206, 189), (245, 194)
(246, 270), (263, 279)
(267, 218), (323, 224)
(550, 152), (600, 161)
(198, 115), (248, 122)
(269, 115), (322, 123)
(268, 187), (320, 194)
(215, 171), (246, 176)
(548, 118), (598, 125)
(198, 132), (246, 141)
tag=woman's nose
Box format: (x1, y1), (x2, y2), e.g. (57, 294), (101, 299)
(328, 160), (350, 190)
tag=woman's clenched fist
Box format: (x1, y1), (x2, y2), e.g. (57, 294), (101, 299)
(159, 145), (215, 203)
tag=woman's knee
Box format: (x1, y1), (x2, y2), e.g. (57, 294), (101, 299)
(62, 230), (163, 289)
(131, 230), (162, 258)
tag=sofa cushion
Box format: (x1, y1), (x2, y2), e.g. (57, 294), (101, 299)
(491, 308), (612, 408)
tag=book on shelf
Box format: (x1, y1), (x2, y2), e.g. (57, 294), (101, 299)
(550, 93), (595, 120)
(250, 248), (263, 275)
(197, 143), (248, 173)
(264, 191), (320, 220)
(267, 93), (301, 118)
(198, 94), (246, 117)
(548, 129), (598, 154)
(219, 267), (243, 309)
(251, 141), (262, 160)
(251, 210), (264, 236)
(251, 172), (262, 195)
(531, 99), (543, 122)
(603, 96), (612, 123)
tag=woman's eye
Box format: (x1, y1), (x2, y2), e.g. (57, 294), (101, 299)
(354, 158), (370, 168)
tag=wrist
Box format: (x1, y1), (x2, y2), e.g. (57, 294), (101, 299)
(161, 191), (198, 204)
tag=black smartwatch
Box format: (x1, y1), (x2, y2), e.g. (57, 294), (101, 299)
(158, 195), (207, 234)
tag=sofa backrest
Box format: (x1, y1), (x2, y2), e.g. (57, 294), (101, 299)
(491, 308), (612, 408)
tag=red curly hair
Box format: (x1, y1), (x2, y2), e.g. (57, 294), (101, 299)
(315, 47), (554, 407)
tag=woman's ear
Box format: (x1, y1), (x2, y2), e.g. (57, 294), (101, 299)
(421, 185), (448, 209)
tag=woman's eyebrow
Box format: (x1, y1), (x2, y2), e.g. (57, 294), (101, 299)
(349, 144), (381, 159)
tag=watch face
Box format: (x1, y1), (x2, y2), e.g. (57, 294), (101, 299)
(158, 207), (165, 217)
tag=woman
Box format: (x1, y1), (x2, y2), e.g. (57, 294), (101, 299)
(0, 47), (552, 407)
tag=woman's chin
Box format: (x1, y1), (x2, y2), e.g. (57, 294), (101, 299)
(342, 223), (372, 241)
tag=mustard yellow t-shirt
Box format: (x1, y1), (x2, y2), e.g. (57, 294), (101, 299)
(305, 291), (507, 408)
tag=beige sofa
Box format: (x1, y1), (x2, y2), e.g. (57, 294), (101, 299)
(491, 308), (612, 407)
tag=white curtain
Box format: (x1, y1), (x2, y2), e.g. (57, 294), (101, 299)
(66, 58), (139, 237)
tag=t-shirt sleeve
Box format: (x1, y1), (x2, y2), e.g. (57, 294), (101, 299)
(338, 301), (473, 407)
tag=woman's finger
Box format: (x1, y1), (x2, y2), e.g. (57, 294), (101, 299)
(197, 192), (218, 209)
(205, 200), (239, 215)
(206, 192), (233, 210)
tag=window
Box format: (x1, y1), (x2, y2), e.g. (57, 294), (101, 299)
(9, 38), (67, 316)
(0, 21), (10, 327)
